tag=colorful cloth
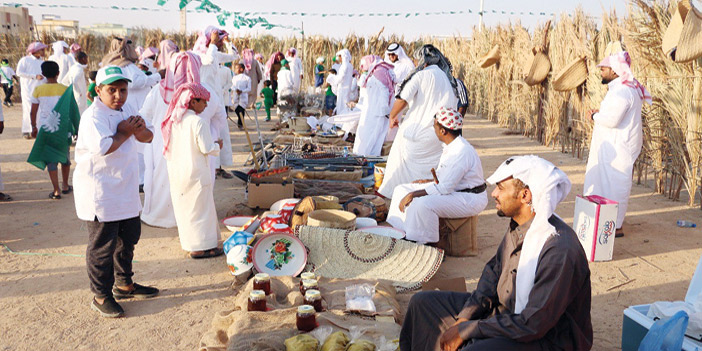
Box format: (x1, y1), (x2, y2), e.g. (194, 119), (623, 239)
(261, 86), (274, 106)
(435, 106), (463, 130)
(360, 55), (395, 104)
(26, 42), (47, 54)
(27, 84), (79, 170)
(264, 51), (283, 80)
(162, 82), (211, 157)
(192, 26), (228, 55)
(597, 51), (652, 104)
(398, 44), (457, 99)
(87, 82), (97, 106)
(100, 37), (139, 67)
(159, 51), (202, 105)
(242, 48), (255, 71)
(314, 64), (325, 87)
(157, 40), (179, 70)
(70, 43), (81, 53)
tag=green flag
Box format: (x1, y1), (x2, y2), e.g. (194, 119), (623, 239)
(27, 85), (80, 170)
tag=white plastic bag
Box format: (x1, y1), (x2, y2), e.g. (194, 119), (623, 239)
(345, 284), (376, 314)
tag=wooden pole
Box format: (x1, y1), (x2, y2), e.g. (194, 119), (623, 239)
(240, 112), (260, 170)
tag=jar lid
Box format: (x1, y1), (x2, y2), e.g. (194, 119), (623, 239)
(300, 272), (316, 280)
(250, 290), (266, 299)
(305, 289), (321, 299)
(254, 273), (270, 281)
(302, 279), (318, 287)
(298, 305), (315, 314)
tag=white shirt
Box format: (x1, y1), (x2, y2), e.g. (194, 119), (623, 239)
(591, 77), (643, 157)
(122, 63), (161, 113)
(16, 55), (45, 95)
(326, 74), (338, 95)
(59, 63), (88, 114)
(277, 69), (295, 96)
(73, 99), (153, 222)
(286, 56), (303, 89)
(0, 66), (15, 84)
(231, 73), (251, 109)
(424, 136), (485, 195)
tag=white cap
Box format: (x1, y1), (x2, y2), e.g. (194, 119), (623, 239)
(96, 65), (131, 86)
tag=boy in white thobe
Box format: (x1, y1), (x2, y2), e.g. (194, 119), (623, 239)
(60, 51), (89, 114)
(584, 51), (652, 237)
(16, 42), (47, 138)
(387, 107), (488, 244)
(162, 82), (222, 259)
(231, 63), (251, 128)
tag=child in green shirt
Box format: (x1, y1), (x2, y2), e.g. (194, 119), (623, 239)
(86, 70), (98, 107)
(260, 80), (275, 121)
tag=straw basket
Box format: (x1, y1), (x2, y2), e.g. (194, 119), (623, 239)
(603, 41), (625, 58)
(661, 0), (702, 62)
(306, 210), (357, 230)
(289, 117), (311, 132)
(552, 56), (588, 92)
(524, 47), (551, 86)
(478, 45), (501, 69)
(289, 196), (342, 228)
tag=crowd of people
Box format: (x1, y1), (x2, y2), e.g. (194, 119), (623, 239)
(0, 24), (653, 350)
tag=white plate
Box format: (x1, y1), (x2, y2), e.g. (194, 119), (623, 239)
(226, 245), (253, 276)
(355, 217), (378, 228)
(252, 234), (307, 277)
(357, 226), (405, 239)
(222, 216), (258, 233)
(270, 198), (300, 213)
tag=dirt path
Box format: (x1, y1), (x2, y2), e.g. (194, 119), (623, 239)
(1, 105), (700, 350)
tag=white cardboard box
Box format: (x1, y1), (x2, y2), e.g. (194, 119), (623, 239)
(573, 195), (619, 262)
(622, 254), (702, 350)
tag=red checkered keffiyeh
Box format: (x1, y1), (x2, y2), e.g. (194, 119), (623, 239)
(435, 106), (463, 130)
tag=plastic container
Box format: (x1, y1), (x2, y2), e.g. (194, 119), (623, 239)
(305, 289), (323, 312)
(678, 220), (697, 228)
(253, 273), (271, 295)
(247, 290), (267, 312)
(296, 305), (317, 332)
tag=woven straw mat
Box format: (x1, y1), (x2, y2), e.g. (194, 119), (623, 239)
(295, 226), (444, 292)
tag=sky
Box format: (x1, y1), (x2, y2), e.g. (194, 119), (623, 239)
(21, 0), (630, 39)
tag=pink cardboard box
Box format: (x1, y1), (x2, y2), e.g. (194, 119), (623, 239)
(573, 195), (619, 262)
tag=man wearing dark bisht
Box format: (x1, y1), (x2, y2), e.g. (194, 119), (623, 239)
(400, 155), (592, 351)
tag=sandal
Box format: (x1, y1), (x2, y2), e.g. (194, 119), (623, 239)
(0, 192), (12, 201)
(189, 248), (224, 259)
(49, 192), (61, 200)
(61, 185), (73, 194)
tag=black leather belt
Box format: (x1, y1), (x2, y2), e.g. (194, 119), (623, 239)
(458, 183), (487, 194)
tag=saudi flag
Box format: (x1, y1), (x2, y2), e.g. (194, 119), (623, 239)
(27, 85), (80, 170)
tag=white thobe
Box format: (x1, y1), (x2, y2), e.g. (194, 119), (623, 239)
(584, 77), (644, 229)
(217, 65), (233, 107)
(16, 55), (45, 133)
(59, 63), (88, 114)
(387, 137), (488, 244)
(392, 61), (414, 87)
(378, 65), (458, 198)
(231, 73), (251, 109)
(139, 86), (176, 228)
(48, 52), (74, 83)
(286, 56), (303, 92)
(329, 61), (354, 115)
(353, 76), (392, 156)
(200, 82), (228, 174)
(165, 110), (221, 251)
(246, 60), (264, 108)
(277, 70), (295, 97)
(122, 63), (161, 185)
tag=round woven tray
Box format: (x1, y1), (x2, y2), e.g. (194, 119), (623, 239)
(306, 210), (357, 231)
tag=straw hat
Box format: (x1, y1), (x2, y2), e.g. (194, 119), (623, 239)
(603, 41), (625, 58)
(552, 56), (588, 92)
(661, 0), (702, 62)
(296, 226), (444, 292)
(306, 209), (357, 230)
(478, 45), (501, 69)
(524, 47), (551, 86)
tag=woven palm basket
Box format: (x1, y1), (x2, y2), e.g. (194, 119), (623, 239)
(553, 56), (588, 92)
(295, 226), (444, 292)
(306, 209), (357, 231)
(524, 48), (551, 86)
(478, 45), (501, 69)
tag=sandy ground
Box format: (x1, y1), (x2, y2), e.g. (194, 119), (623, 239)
(1, 104), (701, 351)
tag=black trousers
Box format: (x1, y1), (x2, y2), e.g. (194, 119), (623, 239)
(235, 105), (246, 126)
(271, 79), (278, 105)
(2, 84), (12, 103)
(400, 291), (550, 351)
(85, 216), (141, 298)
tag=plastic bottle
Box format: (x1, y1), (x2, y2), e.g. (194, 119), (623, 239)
(677, 220), (697, 228)
(343, 146), (349, 157)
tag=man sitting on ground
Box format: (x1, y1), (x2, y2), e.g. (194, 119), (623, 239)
(400, 155), (592, 351)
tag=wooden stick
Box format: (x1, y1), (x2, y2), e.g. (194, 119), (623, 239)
(239, 112), (260, 170)
(431, 168), (439, 184)
(607, 279), (635, 292)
